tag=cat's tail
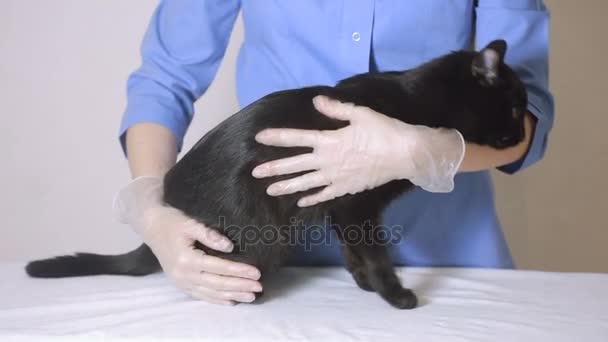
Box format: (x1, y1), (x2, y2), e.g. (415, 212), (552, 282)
(25, 244), (161, 278)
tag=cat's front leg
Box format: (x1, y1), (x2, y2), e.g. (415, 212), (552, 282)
(332, 212), (417, 309)
(339, 243), (374, 292)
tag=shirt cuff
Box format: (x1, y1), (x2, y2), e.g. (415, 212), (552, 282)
(118, 97), (190, 156)
(497, 90), (554, 174)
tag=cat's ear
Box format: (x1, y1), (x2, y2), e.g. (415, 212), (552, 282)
(472, 39), (508, 86)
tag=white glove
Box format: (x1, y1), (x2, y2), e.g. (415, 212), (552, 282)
(252, 95), (465, 207)
(114, 176), (263, 305)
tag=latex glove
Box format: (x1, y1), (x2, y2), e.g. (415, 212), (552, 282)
(114, 176), (263, 305)
(252, 95), (465, 207)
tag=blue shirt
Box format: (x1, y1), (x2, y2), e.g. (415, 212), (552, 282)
(120, 0), (554, 269)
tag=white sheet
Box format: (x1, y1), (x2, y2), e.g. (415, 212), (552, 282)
(1, 262), (607, 341)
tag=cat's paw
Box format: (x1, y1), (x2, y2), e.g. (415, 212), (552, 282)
(385, 288), (418, 310)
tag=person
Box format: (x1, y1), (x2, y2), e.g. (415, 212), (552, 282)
(116, 1), (554, 306)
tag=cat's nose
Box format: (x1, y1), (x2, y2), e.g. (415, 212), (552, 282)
(495, 135), (512, 148)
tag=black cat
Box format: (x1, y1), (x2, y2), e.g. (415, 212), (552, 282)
(26, 40), (527, 309)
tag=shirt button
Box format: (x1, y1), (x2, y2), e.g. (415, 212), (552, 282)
(352, 32), (361, 42)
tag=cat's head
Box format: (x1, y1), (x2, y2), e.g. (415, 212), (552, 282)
(450, 40), (528, 149)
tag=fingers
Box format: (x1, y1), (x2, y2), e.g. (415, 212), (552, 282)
(266, 171), (330, 196)
(184, 221), (233, 253)
(188, 291), (235, 306)
(189, 272), (263, 293)
(190, 286), (256, 304)
(191, 295), (235, 306)
(313, 95), (362, 121)
(254, 97), (364, 149)
(252, 153), (318, 178)
(172, 249), (262, 304)
(297, 185), (341, 207)
(255, 128), (322, 148)
(193, 252), (262, 280)
(171, 251), (262, 304)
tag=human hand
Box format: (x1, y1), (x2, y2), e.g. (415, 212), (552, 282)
(114, 177), (263, 305)
(252, 95), (465, 207)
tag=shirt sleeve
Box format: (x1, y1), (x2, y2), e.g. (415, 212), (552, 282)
(475, 0), (555, 174)
(119, 0), (241, 153)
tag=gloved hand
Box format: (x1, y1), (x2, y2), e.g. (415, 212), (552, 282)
(252, 95), (465, 207)
(114, 176), (262, 305)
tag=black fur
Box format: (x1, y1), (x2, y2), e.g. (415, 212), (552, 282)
(25, 244), (160, 278)
(26, 40), (527, 309)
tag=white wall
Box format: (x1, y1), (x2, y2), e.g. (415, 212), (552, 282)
(494, 0), (608, 272)
(1, 1), (606, 272)
(0, 0), (243, 260)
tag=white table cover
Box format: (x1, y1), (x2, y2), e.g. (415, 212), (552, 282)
(1, 262), (607, 341)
